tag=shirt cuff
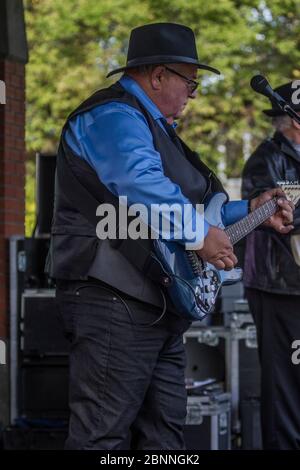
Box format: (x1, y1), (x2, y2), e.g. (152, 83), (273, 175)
(221, 200), (248, 226)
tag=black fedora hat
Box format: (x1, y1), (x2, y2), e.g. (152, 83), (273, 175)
(106, 22), (220, 78)
(263, 81), (300, 117)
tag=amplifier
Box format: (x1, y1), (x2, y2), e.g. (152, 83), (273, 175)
(21, 290), (69, 356)
(19, 359), (69, 420)
(2, 426), (67, 450)
(17, 290), (70, 420)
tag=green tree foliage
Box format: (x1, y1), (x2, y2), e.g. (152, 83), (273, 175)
(24, 0), (300, 233)
(25, 159), (36, 236)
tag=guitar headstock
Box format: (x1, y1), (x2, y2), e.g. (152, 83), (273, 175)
(277, 182), (300, 207)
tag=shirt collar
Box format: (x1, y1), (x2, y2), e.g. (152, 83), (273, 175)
(118, 75), (177, 128)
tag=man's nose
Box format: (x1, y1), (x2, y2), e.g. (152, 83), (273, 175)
(188, 90), (197, 99)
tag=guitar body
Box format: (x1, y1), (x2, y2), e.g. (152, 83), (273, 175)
(153, 193), (243, 321)
(153, 184), (300, 322)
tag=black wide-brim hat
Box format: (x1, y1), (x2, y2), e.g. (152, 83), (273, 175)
(263, 81), (300, 116)
(107, 23), (220, 78)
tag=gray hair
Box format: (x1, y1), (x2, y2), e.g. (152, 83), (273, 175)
(126, 64), (163, 76)
(272, 114), (292, 132)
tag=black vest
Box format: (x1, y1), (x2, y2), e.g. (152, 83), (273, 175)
(47, 82), (225, 307)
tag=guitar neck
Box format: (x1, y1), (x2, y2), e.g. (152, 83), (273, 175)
(225, 198), (277, 245)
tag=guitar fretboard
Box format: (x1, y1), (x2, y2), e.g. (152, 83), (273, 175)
(225, 198), (277, 245)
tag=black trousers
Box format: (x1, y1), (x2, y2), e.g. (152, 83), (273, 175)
(245, 288), (300, 450)
(56, 280), (190, 450)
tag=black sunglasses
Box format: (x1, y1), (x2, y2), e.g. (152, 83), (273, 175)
(164, 66), (199, 94)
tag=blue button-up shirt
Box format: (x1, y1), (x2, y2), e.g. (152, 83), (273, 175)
(65, 75), (248, 247)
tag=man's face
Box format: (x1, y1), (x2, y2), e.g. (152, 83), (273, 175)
(158, 63), (198, 120)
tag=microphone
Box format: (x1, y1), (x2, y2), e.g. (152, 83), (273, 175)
(250, 74), (286, 106)
(250, 74), (300, 124)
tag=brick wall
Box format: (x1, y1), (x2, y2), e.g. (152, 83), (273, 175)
(0, 59), (26, 338)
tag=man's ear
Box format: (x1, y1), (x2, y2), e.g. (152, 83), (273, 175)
(151, 66), (165, 90)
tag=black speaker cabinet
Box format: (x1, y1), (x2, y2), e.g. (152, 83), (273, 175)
(21, 290), (69, 356)
(2, 426), (67, 450)
(16, 290), (70, 420)
(19, 359), (69, 420)
(35, 153), (57, 236)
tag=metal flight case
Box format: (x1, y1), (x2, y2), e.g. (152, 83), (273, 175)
(183, 296), (262, 450)
(184, 383), (231, 450)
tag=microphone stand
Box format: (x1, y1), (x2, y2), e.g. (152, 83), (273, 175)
(278, 102), (300, 125)
(250, 75), (300, 125)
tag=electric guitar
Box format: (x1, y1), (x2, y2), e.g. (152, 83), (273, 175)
(153, 184), (300, 322)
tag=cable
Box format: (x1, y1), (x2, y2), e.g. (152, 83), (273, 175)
(74, 283), (167, 328)
(145, 252), (211, 317)
(171, 274), (210, 314)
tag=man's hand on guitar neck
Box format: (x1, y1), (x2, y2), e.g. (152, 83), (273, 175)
(250, 188), (295, 234)
(195, 187), (294, 271)
(196, 226), (237, 271)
